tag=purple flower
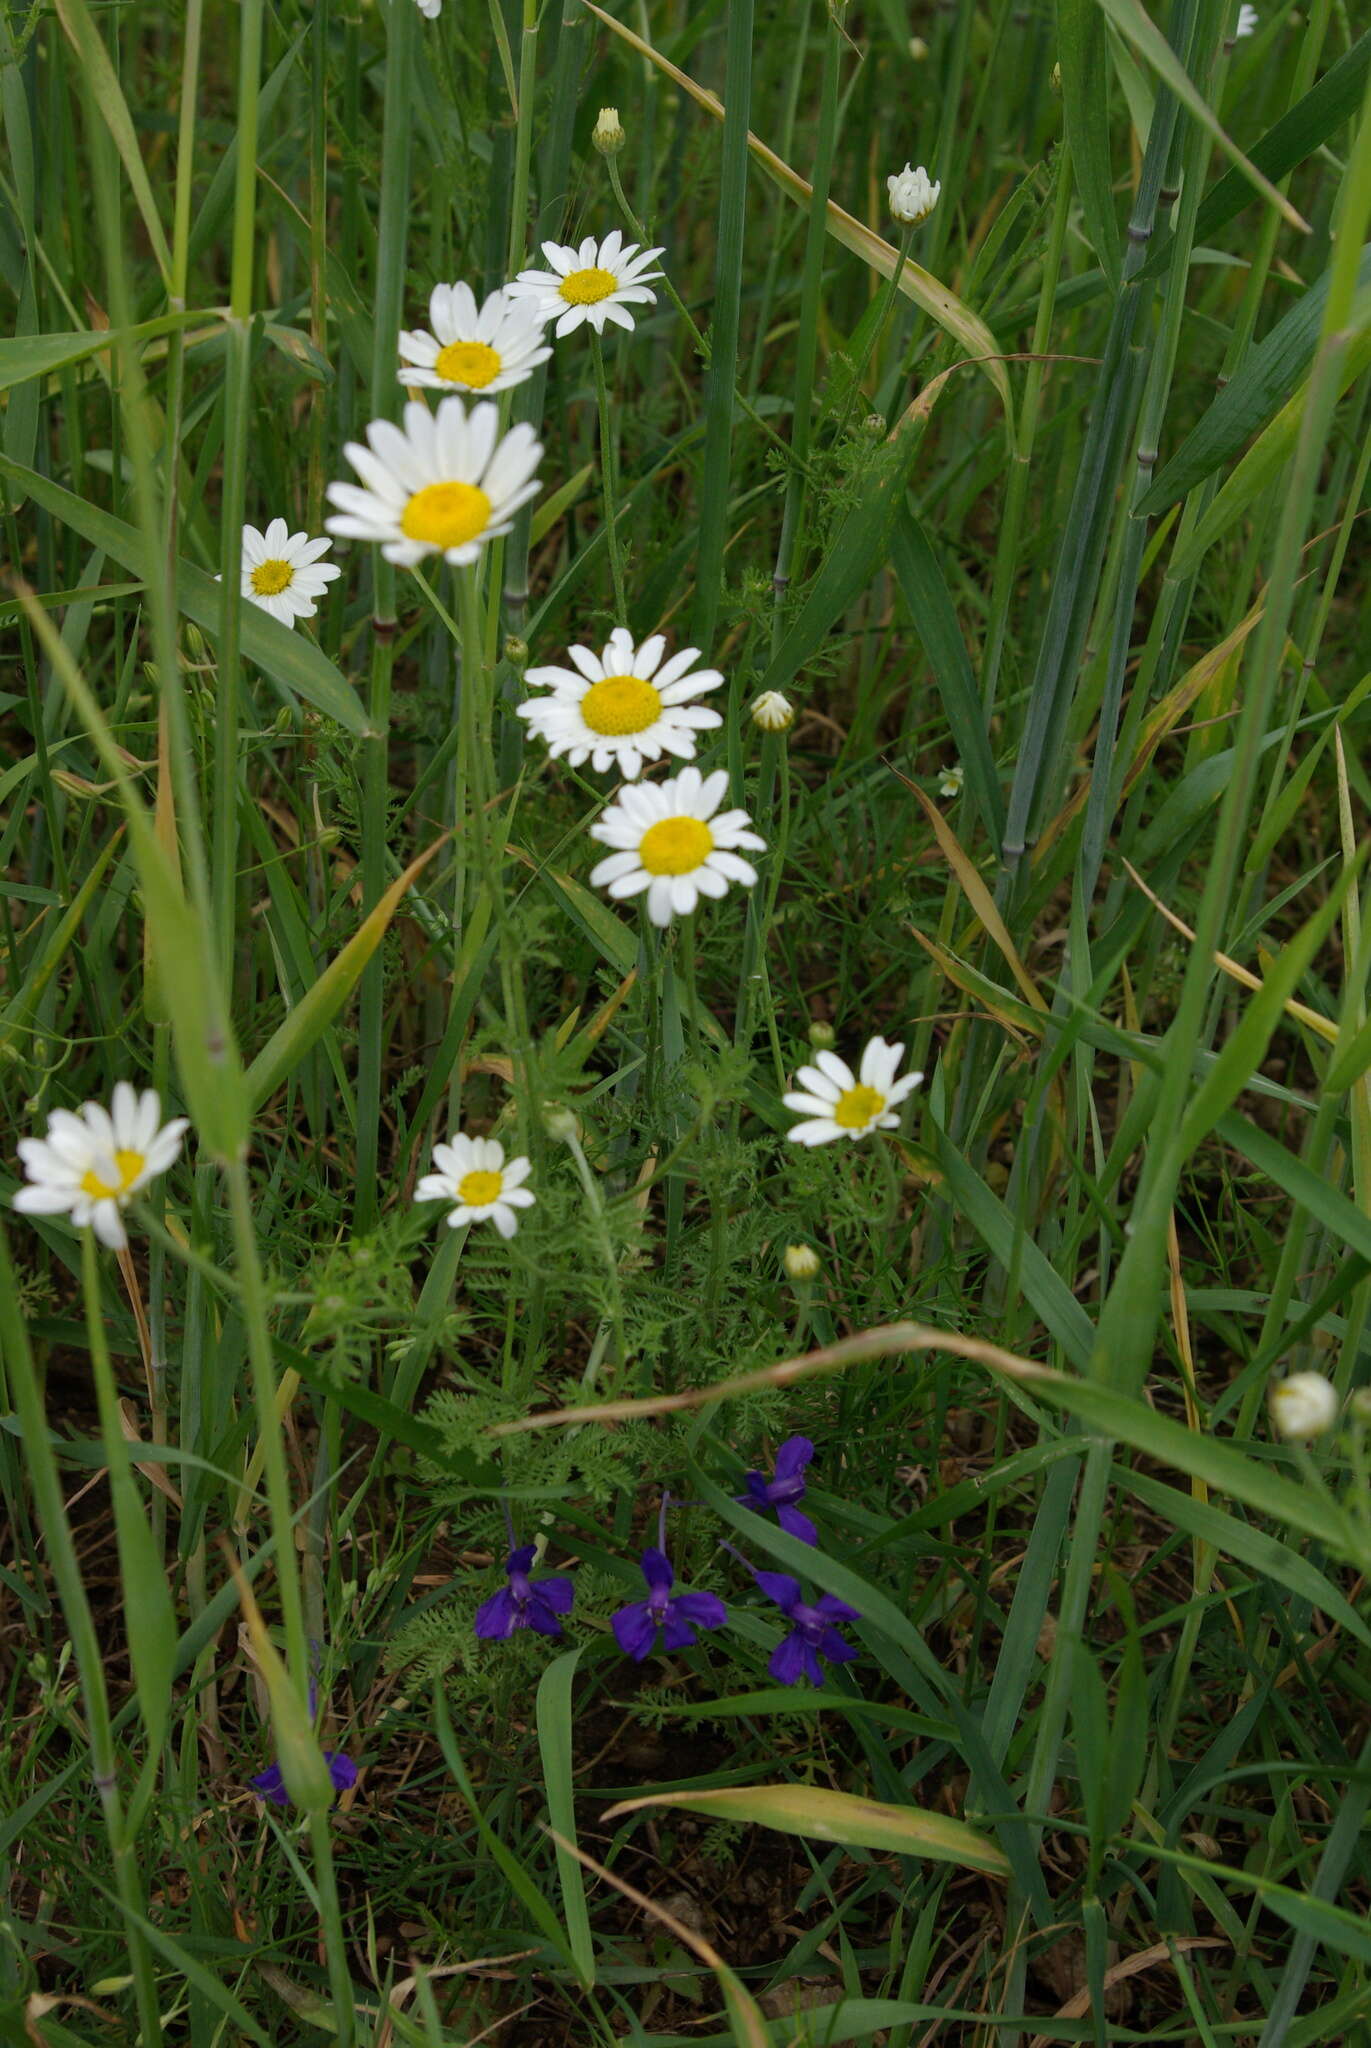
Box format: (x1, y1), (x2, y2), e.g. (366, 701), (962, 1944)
(475, 1543), (575, 1640)
(742, 1435), (818, 1545)
(612, 1548), (727, 1661)
(754, 1569), (860, 1687)
(251, 1750), (358, 1809)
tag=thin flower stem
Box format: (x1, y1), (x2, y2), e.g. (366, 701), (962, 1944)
(560, 1124), (628, 1373)
(590, 331), (628, 618)
(308, 1812), (356, 2046)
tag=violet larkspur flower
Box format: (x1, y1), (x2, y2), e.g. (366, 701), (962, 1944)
(742, 1435), (818, 1546)
(754, 1570), (861, 1687)
(475, 1543), (575, 1639)
(612, 1548), (727, 1661)
(252, 1750), (358, 1809)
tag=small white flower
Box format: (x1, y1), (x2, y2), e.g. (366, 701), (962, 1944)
(325, 398), (543, 568)
(1235, 3), (1258, 34)
(235, 520), (341, 628)
(593, 107), (626, 156)
(398, 283), (551, 396)
(938, 764), (964, 800)
(887, 163), (941, 227)
(783, 1243), (821, 1281)
(518, 629), (723, 780)
(588, 766), (765, 927)
(750, 690), (794, 734)
(1269, 1371), (1339, 1441)
(414, 0), (442, 16)
(783, 1037), (923, 1146)
(507, 229), (665, 339)
(13, 1084), (189, 1249)
(415, 1133), (535, 1239)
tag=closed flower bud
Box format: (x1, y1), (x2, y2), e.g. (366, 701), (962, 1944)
(543, 1103), (581, 1143)
(862, 412), (887, 440)
(908, 35), (929, 58)
(751, 689), (794, 733)
(1269, 1371), (1339, 1441)
(1050, 60), (1062, 93)
(504, 634), (529, 669)
(592, 106), (625, 157)
(887, 162), (941, 226)
(184, 622), (208, 662)
(783, 1243), (821, 1281)
(807, 1020), (836, 1049)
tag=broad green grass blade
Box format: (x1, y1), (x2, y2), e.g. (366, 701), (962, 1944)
(1091, 0), (1310, 232)
(1139, 245), (1371, 514)
(52, 0), (172, 280)
(0, 314), (204, 392)
(535, 1647), (595, 1988)
(1058, 0), (1122, 293)
(0, 454), (371, 736)
(602, 1784), (1010, 1877)
(889, 510), (1005, 841)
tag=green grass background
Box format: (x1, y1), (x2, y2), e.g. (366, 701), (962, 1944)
(2, 0), (1371, 2040)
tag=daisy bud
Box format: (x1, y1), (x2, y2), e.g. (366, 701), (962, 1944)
(593, 106), (626, 157)
(783, 1243), (821, 1282)
(908, 35), (929, 58)
(184, 622), (208, 662)
(543, 1104), (581, 1143)
(750, 690), (794, 734)
(1269, 1372), (1339, 1442)
(1235, 3), (1258, 35)
(887, 162), (941, 227)
(807, 1020), (836, 1049)
(863, 413), (887, 440)
(504, 635), (529, 670)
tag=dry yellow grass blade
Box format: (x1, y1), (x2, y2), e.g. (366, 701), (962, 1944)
(1122, 858), (1337, 1044)
(581, 0), (1011, 414)
(901, 774), (1049, 1013)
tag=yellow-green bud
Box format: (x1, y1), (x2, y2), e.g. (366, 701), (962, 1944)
(592, 107), (625, 157)
(808, 1020), (836, 1050)
(783, 1243), (821, 1282)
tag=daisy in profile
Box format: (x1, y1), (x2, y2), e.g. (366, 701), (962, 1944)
(517, 628), (723, 779)
(588, 767), (765, 927)
(414, 0), (441, 14)
(398, 283), (551, 396)
(235, 520), (340, 628)
(13, 1084), (189, 1248)
(783, 1037), (923, 1146)
(507, 229), (664, 338)
(325, 398), (542, 568)
(415, 1132), (535, 1239)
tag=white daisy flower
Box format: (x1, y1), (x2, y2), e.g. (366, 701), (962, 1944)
(12, 1084), (189, 1249)
(236, 519), (341, 628)
(414, 0), (441, 15)
(517, 629), (723, 780)
(588, 766), (765, 927)
(398, 283), (552, 396)
(1235, 3), (1258, 33)
(507, 229), (665, 339)
(783, 1037), (923, 1146)
(325, 398), (543, 568)
(415, 1133), (535, 1239)
(887, 163), (941, 226)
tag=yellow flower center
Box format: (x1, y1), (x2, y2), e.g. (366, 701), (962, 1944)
(638, 817), (713, 876)
(559, 265), (618, 306)
(457, 1168), (503, 1207)
(432, 339), (503, 388)
(250, 558), (294, 596)
(833, 1084), (886, 1130)
(580, 674), (662, 735)
(401, 481), (493, 550)
(79, 1149), (146, 1201)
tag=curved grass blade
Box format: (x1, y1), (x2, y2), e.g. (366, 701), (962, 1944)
(52, 0), (172, 281)
(0, 313), (207, 393)
(602, 1784), (1010, 1877)
(889, 510), (1005, 842)
(580, 0), (1011, 411)
(0, 453), (370, 735)
(535, 1648), (595, 1989)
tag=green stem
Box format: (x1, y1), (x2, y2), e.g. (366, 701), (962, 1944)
(590, 330), (628, 618)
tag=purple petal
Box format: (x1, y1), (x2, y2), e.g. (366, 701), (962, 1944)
(673, 1591), (727, 1630)
(820, 1627), (858, 1664)
(799, 1641), (827, 1686)
(533, 1573), (575, 1616)
(772, 1436), (815, 1484)
(251, 1763), (289, 1806)
(527, 1604), (565, 1638)
(507, 1544), (538, 1574)
(612, 1602), (660, 1660)
(816, 1593), (861, 1624)
(742, 1472), (771, 1508)
(659, 1608), (699, 1651)
(776, 1504), (820, 1547)
(640, 1547), (675, 1592)
(753, 1570), (802, 1615)
(768, 1631), (810, 1686)
(327, 1751), (359, 1793)
(474, 1587), (520, 1639)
